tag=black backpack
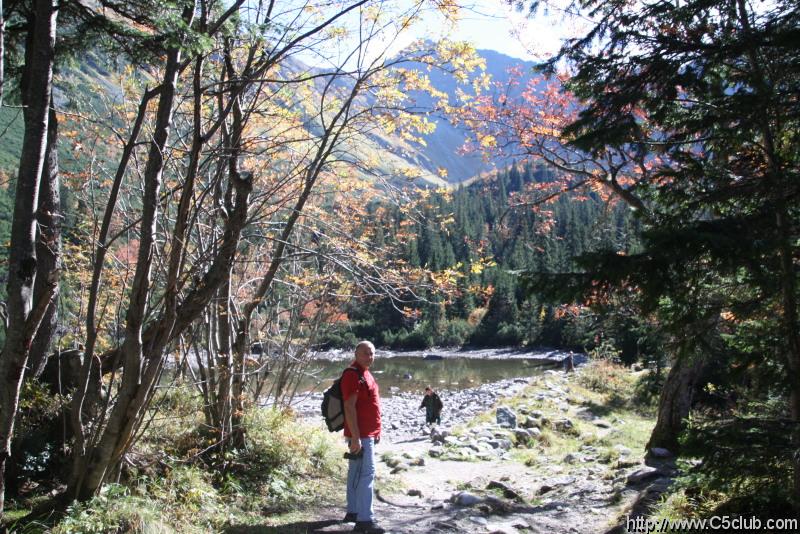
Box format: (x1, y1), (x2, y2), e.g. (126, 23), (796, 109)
(321, 366), (363, 432)
(433, 393), (443, 413)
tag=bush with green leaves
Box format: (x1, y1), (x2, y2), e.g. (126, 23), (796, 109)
(438, 319), (474, 347)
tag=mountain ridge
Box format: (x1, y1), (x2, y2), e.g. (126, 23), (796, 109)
(0, 48), (539, 186)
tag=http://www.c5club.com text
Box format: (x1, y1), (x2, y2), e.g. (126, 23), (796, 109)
(625, 515), (798, 533)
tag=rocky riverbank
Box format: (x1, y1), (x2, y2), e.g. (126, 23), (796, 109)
(292, 375), (538, 442)
(311, 347), (587, 363)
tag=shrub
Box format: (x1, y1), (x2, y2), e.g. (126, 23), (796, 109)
(495, 322), (524, 346)
(317, 329), (358, 350)
(54, 484), (169, 534)
(577, 359), (632, 397)
(631, 367), (664, 409)
(9, 382), (70, 489)
(678, 416), (796, 517)
(589, 338), (622, 363)
(388, 327), (432, 350)
(405, 326), (434, 349)
(437, 319), (473, 347)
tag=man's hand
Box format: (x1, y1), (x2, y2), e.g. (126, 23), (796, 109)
(349, 437), (362, 455)
(375, 435), (381, 445)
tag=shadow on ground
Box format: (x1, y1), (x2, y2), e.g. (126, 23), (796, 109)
(222, 495), (584, 534)
(224, 518), (341, 533)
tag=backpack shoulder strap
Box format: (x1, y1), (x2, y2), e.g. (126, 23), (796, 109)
(342, 366), (364, 380)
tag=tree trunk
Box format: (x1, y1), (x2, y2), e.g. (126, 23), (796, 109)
(68, 151), (253, 503)
(68, 28), (187, 501)
(215, 278), (234, 445)
(646, 355), (705, 454)
(69, 88), (155, 463)
(0, 0), (57, 517)
(27, 102), (61, 380)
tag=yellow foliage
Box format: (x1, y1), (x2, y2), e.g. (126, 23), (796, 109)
(479, 134), (496, 148)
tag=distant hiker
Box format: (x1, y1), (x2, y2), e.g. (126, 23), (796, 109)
(419, 386), (443, 425)
(564, 352), (575, 373)
(341, 341), (384, 534)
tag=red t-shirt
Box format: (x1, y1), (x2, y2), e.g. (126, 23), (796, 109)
(341, 361), (381, 438)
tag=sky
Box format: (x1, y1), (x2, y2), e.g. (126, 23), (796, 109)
(407, 0), (585, 62)
(279, 0), (587, 70)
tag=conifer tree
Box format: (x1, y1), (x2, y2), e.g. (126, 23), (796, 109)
(530, 0), (800, 507)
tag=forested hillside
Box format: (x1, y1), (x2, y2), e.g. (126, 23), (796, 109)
(324, 162), (650, 359)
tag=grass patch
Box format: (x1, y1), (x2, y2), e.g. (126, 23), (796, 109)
(496, 363), (655, 472)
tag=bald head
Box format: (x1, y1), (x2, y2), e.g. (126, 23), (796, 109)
(355, 340), (375, 368)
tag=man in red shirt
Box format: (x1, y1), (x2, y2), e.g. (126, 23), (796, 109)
(341, 340), (384, 533)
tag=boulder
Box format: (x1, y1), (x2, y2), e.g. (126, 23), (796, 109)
(488, 439), (513, 451)
(521, 417), (541, 430)
(513, 429), (533, 444)
(553, 418), (574, 431)
(496, 406), (518, 428)
(626, 466), (661, 484)
(430, 428), (450, 444)
(563, 453), (579, 464)
(452, 491), (484, 506)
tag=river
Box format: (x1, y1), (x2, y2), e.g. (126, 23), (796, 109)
(298, 348), (574, 395)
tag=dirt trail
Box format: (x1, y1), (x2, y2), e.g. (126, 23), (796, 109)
(286, 369), (667, 534)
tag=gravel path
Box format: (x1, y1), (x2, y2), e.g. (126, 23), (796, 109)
(282, 367), (670, 534)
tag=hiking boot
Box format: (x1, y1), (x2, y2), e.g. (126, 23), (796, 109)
(342, 512), (358, 523)
(352, 520), (386, 533)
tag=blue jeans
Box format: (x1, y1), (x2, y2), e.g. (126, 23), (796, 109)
(346, 437), (375, 522)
